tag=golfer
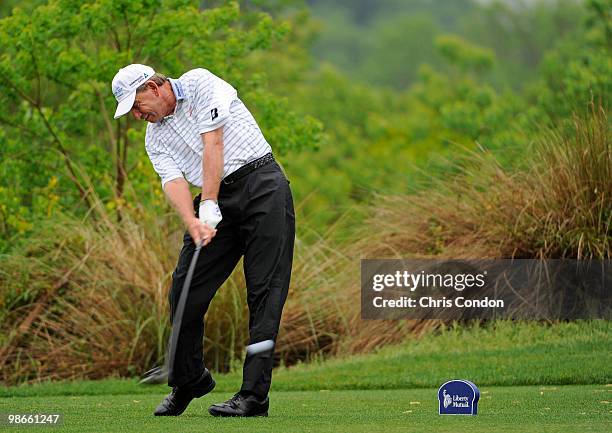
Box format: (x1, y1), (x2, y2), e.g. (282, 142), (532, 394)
(111, 64), (295, 417)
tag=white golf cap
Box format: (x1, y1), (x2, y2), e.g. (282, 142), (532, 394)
(111, 64), (155, 119)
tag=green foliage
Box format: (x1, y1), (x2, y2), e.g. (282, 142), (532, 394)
(248, 10), (526, 229)
(411, 63), (525, 153)
(460, 0), (586, 90)
(0, 0), (321, 250)
(309, 0), (475, 89)
(308, 0), (585, 91)
(258, 0), (608, 233)
(533, 0), (611, 122)
(0, 0), (47, 18)
(435, 34), (495, 74)
(360, 14), (443, 89)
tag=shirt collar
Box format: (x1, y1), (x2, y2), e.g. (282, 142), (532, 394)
(168, 78), (186, 101)
(159, 78), (186, 123)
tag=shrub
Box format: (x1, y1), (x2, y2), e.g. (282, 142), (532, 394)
(364, 103), (610, 260)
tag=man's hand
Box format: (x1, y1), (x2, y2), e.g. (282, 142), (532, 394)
(186, 217), (217, 247)
(199, 199), (222, 229)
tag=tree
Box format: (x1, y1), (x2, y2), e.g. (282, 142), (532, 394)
(0, 0), (321, 242)
(531, 0), (611, 123)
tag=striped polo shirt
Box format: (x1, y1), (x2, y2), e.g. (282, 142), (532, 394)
(145, 68), (272, 188)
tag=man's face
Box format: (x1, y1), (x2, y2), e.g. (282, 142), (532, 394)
(131, 84), (164, 123)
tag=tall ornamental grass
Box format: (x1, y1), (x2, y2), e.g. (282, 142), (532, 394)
(365, 104), (610, 260)
(1, 192), (413, 384)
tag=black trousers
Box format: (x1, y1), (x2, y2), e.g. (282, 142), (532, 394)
(167, 161), (295, 399)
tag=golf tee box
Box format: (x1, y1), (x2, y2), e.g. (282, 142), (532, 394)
(438, 380), (480, 415)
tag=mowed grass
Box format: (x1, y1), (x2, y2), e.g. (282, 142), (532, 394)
(0, 321), (610, 432)
(3, 320), (609, 397)
(1, 386), (610, 433)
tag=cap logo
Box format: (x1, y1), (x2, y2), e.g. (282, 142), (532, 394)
(113, 85), (124, 99)
(129, 75), (147, 87)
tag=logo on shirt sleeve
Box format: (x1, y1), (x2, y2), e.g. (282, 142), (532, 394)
(211, 108), (219, 121)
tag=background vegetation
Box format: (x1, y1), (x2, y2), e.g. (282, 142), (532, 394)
(0, 0), (609, 385)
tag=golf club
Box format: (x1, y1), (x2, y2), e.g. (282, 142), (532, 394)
(140, 240), (204, 385)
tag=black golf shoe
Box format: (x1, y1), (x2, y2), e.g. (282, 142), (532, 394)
(208, 392), (269, 417)
(153, 369), (216, 416)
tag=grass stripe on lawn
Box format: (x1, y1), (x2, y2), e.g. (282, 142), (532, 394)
(2, 320), (609, 397)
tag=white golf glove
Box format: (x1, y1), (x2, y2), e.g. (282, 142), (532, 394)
(199, 199), (222, 229)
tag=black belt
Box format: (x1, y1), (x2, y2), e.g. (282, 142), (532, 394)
(222, 153), (275, 185)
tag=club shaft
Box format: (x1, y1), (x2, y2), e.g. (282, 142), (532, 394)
(167, 242), (203, 379)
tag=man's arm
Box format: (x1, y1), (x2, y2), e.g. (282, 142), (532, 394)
(201, 127), (224, 202)
(164, 178), (216, 246)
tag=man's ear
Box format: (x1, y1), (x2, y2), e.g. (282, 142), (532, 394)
(148, 81), (160, 96)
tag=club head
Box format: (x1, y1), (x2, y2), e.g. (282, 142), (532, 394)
(139, 366), (168, 385)
(246, 339), (275, 356)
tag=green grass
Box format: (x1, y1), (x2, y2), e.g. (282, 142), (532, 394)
(0, 321), (610, 432)
(3, 321), (609, 398)
(1, 386), (610, 433)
